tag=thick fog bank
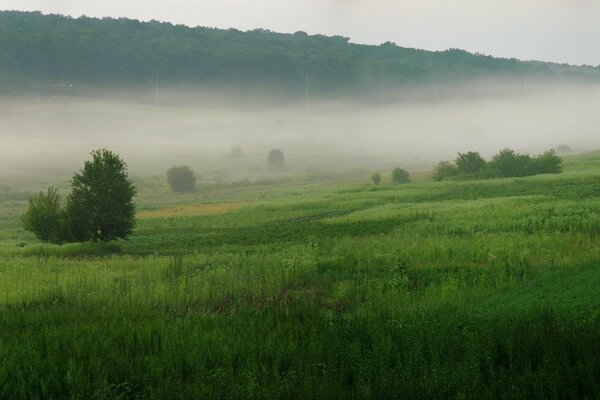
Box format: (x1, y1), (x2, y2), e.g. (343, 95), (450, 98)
(0, 81), (598, 181)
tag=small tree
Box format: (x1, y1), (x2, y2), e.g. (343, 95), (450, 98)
(268, 149), (284, 169)
(391, 168), (410, 184)
(455, 151), (487, 176)
(432, 161), (458, 181)
(530, 149), (563, 175)
(66, 149), (137, 242)
(167, 165), (196, 192)
(371, 172), (381, 185)
(22, 187), (66, 243)
(489, 148), (532, 177)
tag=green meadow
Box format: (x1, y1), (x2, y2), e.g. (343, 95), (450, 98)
(1, 153), (599, 399)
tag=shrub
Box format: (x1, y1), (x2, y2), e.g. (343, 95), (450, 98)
(167, 165), (196, 192)
(21, 187), (66, 243)
(489, 148), (532, 177)
(268, 149), (285, 169)
(455, 151), (487, 176)
(391, 168), (410, 184)
(432, 161), (458, 181)
(371, 172), (381, 185)
(67, 149), (137, 242)
(530, 149), (563, 175)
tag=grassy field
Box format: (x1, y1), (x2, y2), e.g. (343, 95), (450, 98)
(0, 153), (599, 399)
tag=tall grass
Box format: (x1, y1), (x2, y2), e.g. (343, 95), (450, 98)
(0, 153), (599, 398)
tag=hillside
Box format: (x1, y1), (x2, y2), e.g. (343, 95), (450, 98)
(1, 11), (599, 95)
(1, 152), (600, 398)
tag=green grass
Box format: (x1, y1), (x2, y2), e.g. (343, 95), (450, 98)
(0, 153), (599, 399)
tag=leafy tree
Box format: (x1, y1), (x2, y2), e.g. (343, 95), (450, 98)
(432, 161), (458, 181)
(489, 148), (532, 177)
(0, 11), (593, 95)
(530, 149), (563, 175)
(167, 165), (196, 192)
(391, 168), (410, 184)
(268, 149), (285, 169)
(455, 151), (487, 176)
(371, 172), (382, 185)
(66, 149), (137, 242)
(21, 187), (66, 243)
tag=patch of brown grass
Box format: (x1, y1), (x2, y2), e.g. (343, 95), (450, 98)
(138, 202), (246, 219)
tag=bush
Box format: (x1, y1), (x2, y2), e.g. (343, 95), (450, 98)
(371, 172), (381, 185)
(268, 149), (284, 169)
(167, 165), (196, 192)
(489, 148), (532, 178)
(67, 149), (137, 242)
(432, 161), (458, 181)
(21, 187), (66, 243)
(391, 168), (410, 184)
(530, 149), (563, 175)
(455, 151), (486, 176)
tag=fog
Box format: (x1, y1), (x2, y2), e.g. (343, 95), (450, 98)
(1, 81), (599, 182)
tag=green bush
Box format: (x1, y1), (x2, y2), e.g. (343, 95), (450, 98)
(391, 168), (410, 184)
(530, 149), (563, 175)
(167, 165), (196, 192)
(371, 172), (382, 185)
(21, 187), (67, 244)
(432, 161), (458, 181)
(489, 148), (532, 177)
(455, 151), (486, 176)
(268, 149), (285, 169)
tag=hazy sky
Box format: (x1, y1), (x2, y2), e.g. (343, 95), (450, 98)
(1, 0), (599, 65)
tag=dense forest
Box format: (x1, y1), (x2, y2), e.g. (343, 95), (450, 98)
(1, 11), (599, 95)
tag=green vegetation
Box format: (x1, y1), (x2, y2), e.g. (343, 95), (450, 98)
(433, 148), (563, 181)
(268, 149), (285, 169)
(391, 167), (410, 184)
(167, 165), (196, 192)
(1, 152), (599, 398)
(371, 172), (381, 185)
(1, 11), (599, 93)
(21, 187), (65, 243)
(23, 149), (137, 243)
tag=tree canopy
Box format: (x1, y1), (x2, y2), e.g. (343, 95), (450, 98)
(167, 165), (196, 192)
(1, 11), (598, 94)
(66, 149), (137, 242)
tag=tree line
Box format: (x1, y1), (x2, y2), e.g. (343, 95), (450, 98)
(1, 11), (598, 94)
(432, 148), (563, 181)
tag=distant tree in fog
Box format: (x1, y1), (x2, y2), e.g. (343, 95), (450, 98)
(455, 151), (486, 176)
(167, 165), (196, 192)
(231, 146), (243, 158)
(268, 149), (285, 169)
(392, 168), (411, 184)
(432, 161), (458, 181)
(489, 149), (531, 177)
(371, 172), (381, 185)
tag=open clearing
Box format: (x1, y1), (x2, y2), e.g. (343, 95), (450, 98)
(0, 153), (599, 399)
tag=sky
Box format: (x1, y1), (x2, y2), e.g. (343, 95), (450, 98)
(1, 0), (599, 66)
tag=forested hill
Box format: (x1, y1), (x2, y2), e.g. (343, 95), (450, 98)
(1, 11), (599, 95)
